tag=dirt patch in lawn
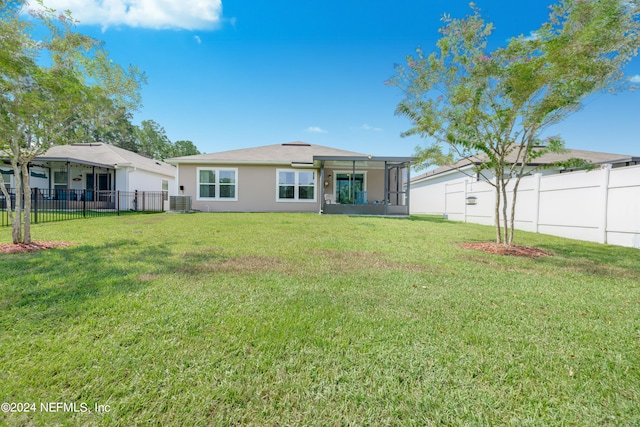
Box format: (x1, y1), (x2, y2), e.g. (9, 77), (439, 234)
(308, 249), (426, 272)
(0, 241), (73, 254)
(179, 254), (295, 275)
(178, 249), (426, 276)
(460, 242), (554, 258)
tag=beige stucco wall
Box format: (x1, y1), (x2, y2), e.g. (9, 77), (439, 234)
(178, 164), (321, 213)
(177, 163), (389, 212)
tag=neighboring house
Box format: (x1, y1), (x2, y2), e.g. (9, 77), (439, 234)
(1, 143), (176, 211)
(410, 147), (640, 248)
(167, 141), (414, 216)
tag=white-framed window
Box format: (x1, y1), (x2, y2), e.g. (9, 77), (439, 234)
(276, 169), (316, 202)
(197, 167), (238, 201)
(53, 171), (68, 190)
(162, 179), (169, 201)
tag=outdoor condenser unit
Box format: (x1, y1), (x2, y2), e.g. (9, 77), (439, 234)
(169, 196), (192, 212)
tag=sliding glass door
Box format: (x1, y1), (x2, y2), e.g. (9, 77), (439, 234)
(335, 173), (365, 204)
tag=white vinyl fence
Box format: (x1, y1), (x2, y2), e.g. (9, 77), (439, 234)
(412, 164), (640, 248)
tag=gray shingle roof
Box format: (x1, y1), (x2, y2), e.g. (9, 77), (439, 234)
(411, 147), (639, 182)
(37, 143), (176, 177)
(166, 141), (369, 165)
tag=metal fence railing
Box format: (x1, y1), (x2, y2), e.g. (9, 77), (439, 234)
(1, 188), (166, 227)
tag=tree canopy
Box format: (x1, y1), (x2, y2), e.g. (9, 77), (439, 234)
(390, 0), (640, 245)
(0, 0), (145, 243)
(133, 120), (200, 160)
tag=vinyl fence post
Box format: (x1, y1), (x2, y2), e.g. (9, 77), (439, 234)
(600, 164), (612, 245)
(463, 180), (468, 223)
(533, 173), (542, 234)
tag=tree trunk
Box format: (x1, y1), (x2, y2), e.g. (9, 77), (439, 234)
(494, 179), (502, 244)
(508, 177), (522, 246)
(21, 163), (31, 244)
(11, 160), (23, 244)
(502, 180), (509, 244)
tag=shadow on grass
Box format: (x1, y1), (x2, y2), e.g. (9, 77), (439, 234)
(538, 241), (640, 279)
(408, 215), (453, 224)
(0, 240), (173, 320)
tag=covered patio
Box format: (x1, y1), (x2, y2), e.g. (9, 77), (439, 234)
(315, 155), (413, 216)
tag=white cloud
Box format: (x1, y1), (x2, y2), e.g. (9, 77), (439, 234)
(30, 0), (223, 30)
(522, 31), (541, 42)
(630, 74), (640, 83)
(194, 35), (202, 44)
(306, 126), (328, 134)
(358, 124), (383, 132)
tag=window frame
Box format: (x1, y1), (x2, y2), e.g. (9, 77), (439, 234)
(53, 171), (68, 191)
(333, 171), (368, 204)
(276, 169), (317, 203)
(196, 167), (238, 201)
(161, 179), (169, 201)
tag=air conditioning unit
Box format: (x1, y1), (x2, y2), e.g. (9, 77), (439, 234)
(169, 196), (192, 212)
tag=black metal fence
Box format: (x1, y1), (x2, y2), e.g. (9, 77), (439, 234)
(1, 188), (166, 227)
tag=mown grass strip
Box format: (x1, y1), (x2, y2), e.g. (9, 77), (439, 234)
(1, 213), (638, 426)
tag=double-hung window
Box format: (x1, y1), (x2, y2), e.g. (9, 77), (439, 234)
(277, 169), (316, 202)
(161, 179), (169, 201)
(53, 171), (68, 191)
(197, 168), (238, 201)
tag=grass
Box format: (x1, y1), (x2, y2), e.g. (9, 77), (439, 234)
(1, 209), (147, 227)
(1, 212), (639, 426)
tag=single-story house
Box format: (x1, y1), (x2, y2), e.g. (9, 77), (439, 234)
(1, 143), (176, 211)
(410, 147), (640, 248)
(167, 141), (414, 216)
(410, 147), (640, 215)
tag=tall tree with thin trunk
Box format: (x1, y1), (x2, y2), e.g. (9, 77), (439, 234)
(0, 0), (145, 244)
(390, 0), (640, 245)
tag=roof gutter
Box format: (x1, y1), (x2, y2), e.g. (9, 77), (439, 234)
(314, 155), (414, 163)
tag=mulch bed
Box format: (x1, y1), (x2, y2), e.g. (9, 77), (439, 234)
(460, 242), (554, 258)
(0, 241), (73, 254)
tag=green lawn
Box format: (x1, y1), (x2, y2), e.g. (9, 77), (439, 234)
(1, 213), (639, 426)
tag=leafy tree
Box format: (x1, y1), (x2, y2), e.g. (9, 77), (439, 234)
(135, 119), (173, 160)
(134, 120), (200, 159)
(60, 98), (139, 151)
(93, 106), (139, 152)
(0, 0), (145, 244)
(390, 0), (640, 245)
(172, 139), (201, 157)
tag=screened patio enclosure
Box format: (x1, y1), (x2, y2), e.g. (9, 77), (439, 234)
(315, 155), (413, 216)
(29, 159), (116, 207)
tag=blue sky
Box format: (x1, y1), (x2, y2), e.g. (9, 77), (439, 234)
(31, 0), (640, 158)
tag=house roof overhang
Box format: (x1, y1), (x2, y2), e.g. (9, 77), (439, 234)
(166, 156), (414, 169)
(410, 153), (640, 184)
(28, 156), (114, 170)
(314, 155), (413, 163)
